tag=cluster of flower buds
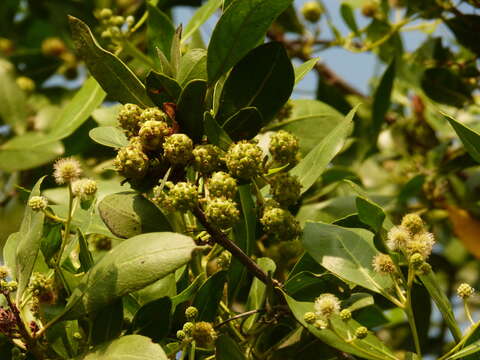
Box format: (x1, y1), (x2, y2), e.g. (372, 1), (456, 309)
(28, 272), (56, 304)
(96, 8), (134, 45)
(176, 306), (217, 347)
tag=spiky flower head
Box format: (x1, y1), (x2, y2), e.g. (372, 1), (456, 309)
(386, 226), (410, 251)
(152, 186), (176, 212)
(401, 213), (425, 235)
(204, 198), (240, 230)
(0, 266), (10, 280)
(163, 134), (193, 165)
(301, 1), (324, 22)
(192, 321), (217, 347)
(72, 179), (98, 199)
(340, 309), (352, 321)
(168, 182), (198, 211)
(208, 171), (237, 199)
(183, 322), (194, 335)
(225, 141), (264, 179)
(139, 107), (167, 123)
(192, 145), (223, 173)
(176, 330), (186, 341)
(118, 103), (143, 138)
(405, 232), (435, 259)
(113, 142), (149, 179)
(372, 254), (396, 275)
(457, 283), (475, 299)
(270, 173), (301, 207)
(138, 120), (171, 151)
(269, 130), (299, 165)
(28, 196), (48, 211)
(355, 326), (368, 339)
(53, 157), (82, 184)
(304, 312), (317, 324)
(260, 207), (301, 241)
(314, 293), (341, 319)
(185, 306), (198, 321)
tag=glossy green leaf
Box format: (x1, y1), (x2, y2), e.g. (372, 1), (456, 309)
(371, 59), (395, 140)
(446, 340), (480, 359)
(285, 271), (348, 302)
(421, 67), (471, 107)
(204, 111), (233, 151)
(49, 77), (106, 140)
(82, 335), (168, 360)
(222, 107), (263, 141)
(0, 133), (64, 172)
(419, 271), (462, 341)
(445, 114), (480, 163)
(294, 58), (319, 85)
(147, 3), (175, 64)
(183, 0), (222, 43)
(146, 71), (182, 105)
(0, 59), (27, 133)
(90, 299), (124, 346)
(207, 0), (293, 84)
(284, 293), (397, 360)
(64, 232), (197, 319)
(98, 191), (172, 239)
(131, 297), (172, 342)
(69, 16), (153, 107)
(302, 222), (392, 294)
(40, 223), (62, 264)
(78, 229), (94, 273)
(340, 3), (358, 34)
(355, 196), (385, 233)
(176, 79), (207, 143)
(133, 274), (176, 306)
(15, 177), (46, 302)
(177, 49), (207, 86)
(193, 270), (227, 322)
(3, 233), (18, 278)
(215, 335), (246, 360)
(89, 126), (129, 148)
(171, 274), (204, 307)
(445, 15), (480, 57)
(170, 26), (182, 77)
(290, 105), (358, 194)
(216, 42), (294, 124)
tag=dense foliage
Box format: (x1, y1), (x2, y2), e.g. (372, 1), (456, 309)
(1, 0), (480, 359)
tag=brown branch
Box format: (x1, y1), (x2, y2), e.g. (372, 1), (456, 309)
(192, 206), (281, 288)
(214, 309), (264, 329)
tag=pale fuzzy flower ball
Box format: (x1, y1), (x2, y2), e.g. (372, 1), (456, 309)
(405, 232), (435, 259)
(372, 254), (396, 275)
(72, 179), (98, 199)
(53, 157), (82, 184)
(386, 226), (410, 251)
(314, 293), (340, 319)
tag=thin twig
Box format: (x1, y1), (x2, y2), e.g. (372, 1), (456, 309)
(215, 309), (264, 329)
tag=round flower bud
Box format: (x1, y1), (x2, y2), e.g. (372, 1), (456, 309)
(301, 1), (323, 22)
(355, 326), (368, 339)
(270, 173), (301, 207)
(0, 37), (14, 55)
(72, 179), (98, 199)
(163, 134), (193, 165)
(457, 283), (474, 299)
(192, 321), (216, 347)
(185, 306), (199, 321)
(140, 107), (167, 123)
(225, 141), (264, 179)
(169, 182), (198, 211)
(418, 263), (432, 275)
(139, 120), (171, 151)
(409, 253), (424, 269)
(204, 198), (240, 230)
(41, 37), (66, 57)
(269, 130), (299, 165)
(372, 254), (396, 275)
(192, 145), (223, 173)
(361, 1), (378, 17)
(260, 207), (301, 241)
(28, 196), (48, 211)
(99, 8), (113, 19)
(314, 293), (341, 319)
(0, 266), (10, 280)
(176, 330), (186, 340)
(16, 76), (35, 93)
(314, 319), (329, 329)
(118, 103), (143, 138)
(152, 186), (176, 212)
(401, 213), (425, 235)
(304, 311), (317, 324)
(53, 157), (82, 184)
(114, 143), (149, 179)
(183, 322), (194, 335)
(208, 172), (237, 199)
(405, 232), (435, 259)
(340, 309), (352, 321)
(386, 226), (410, 251)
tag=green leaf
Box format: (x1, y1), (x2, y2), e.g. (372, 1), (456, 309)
(193, 270), (227, 322)
(176, 79), (207, 143)
(177, 49), (207, 87)
(222, 107), (263, 141)
(207, 0), (293, 84)
(89, 126), (129, 148)
(98, 191), (172, 239)
(183, 0), (222, 43)
(266, 99), (345, 154)
(0, 133), (64, 172)
(371, 59), (395, 140)
(285, 271), (348, 302)
(355, 196), (385, 233)
(170, 26), (182, 77)
(419, 271), (462, 341)
(65, 232), (197, 319)
(90, 299), (124, 346)
(215, 335), (246, 360)
(284, 293), (397, 360)
(146, 71), (182, 105)
(49, 77), (106, 140)
(78, 229), (94, 273)
(445, 114), (480, 163)
(147, 3), (175, 64)
(446, 339), (480, 360)
(290, 105), (358, 194)
(69, 16), (153, 107)
(131, 297), (172, 342)
(216, 42), (294, 124)
(294, 58), (319, 85)
(204, 111), (233, 151)
(0, 59), (27, 133)
(171, 274), (204, 307)
(421, 67), (471, 107)
(340, 3), (358, 34)
(302, 222), (392, 294)
(40, 223), (62, 265)
(132, 274), (176, 306)
(15, 177), (46, 302)
(3, 233), (18, 278)
(445, 15), (480, 57)
(82, 335), (168, 360)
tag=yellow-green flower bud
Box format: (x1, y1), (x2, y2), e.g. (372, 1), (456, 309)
(28, 196), (48, 211)
(225, 141), (264, 179)
(401, 213), (425, 235)
(260, 207), (301, 241)
(114, 142), (149, 179)
(269, 130), (299, 165)
(72, 179), (98, 199)
(140, 107), (167, 123)
(169, 182), (198, 211)
(270, 173), (301, 207)
(301, 1), (323, 22)
(41, 37), (66, 57)
(192, 321), (216, 347)
(409, 253), (424, 269)
(457, 283), (474, 299)
(361, 1), (378, 17)
(16, 76), (35, 93)
(118, 103), (143, 138)
(208, 171), (237, 199)
(314, 319), (329, 329)
(304, 311), (317, 324)
(176, 330), (186, 340)
(185, 306), (198, 321)
(340, 309), (352, 321)
(204, 198), (240, 230)
(163, 134), (193, 165)
(192, 145), (223, 173)
(139, 120), (171, 151)
(355, 326), (368, 339)
(183, 322), (194, 335)
(99, 8), (113, 19)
